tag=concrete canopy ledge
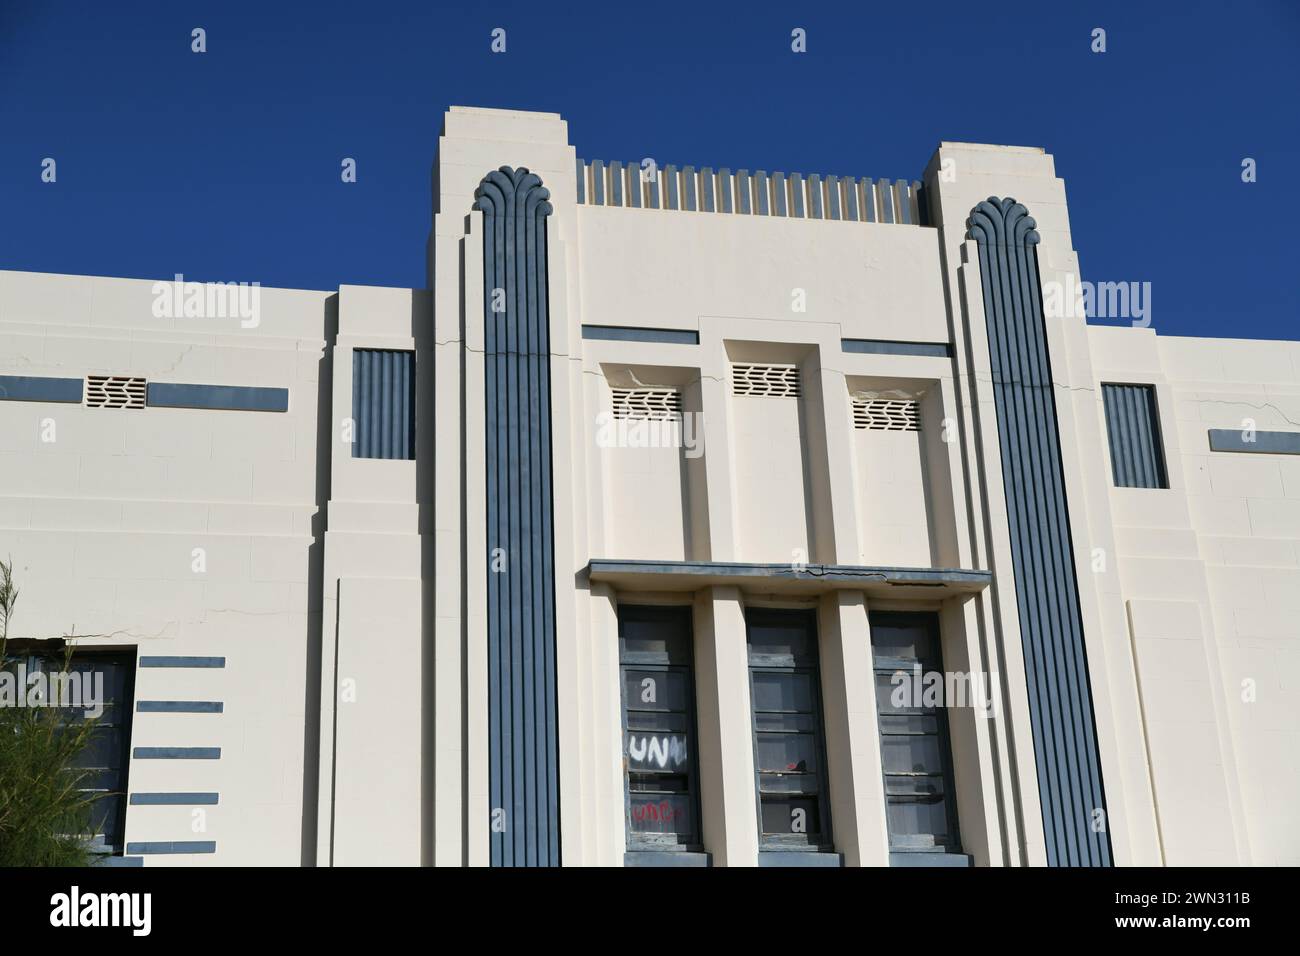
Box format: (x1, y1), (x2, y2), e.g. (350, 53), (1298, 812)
(585, 560), (991, 597)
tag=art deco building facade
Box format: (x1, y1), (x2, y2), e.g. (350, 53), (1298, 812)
(1, 107), (1295, 866)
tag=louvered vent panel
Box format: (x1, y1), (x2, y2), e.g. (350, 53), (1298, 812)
(852, 398), (920, 431)
(85, 376), (146, 409)
(610, 387), (682, 420)
(731, 363), (801, 398)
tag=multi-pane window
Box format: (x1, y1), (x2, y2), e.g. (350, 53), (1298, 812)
(870, 612), (961, 852)
(746, 608), (832, 849)
(618, 605), (701, 851)
(2, 651), (135, 854)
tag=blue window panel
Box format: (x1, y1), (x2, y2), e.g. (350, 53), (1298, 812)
(771, 173), (788, 216)
(968, 197), (1111, 867)
(1102, 384), (1168, 488)
(138, 656), (225, 668)
(130, 792), (220, 805)
(0, 374), (83, 403)
(753, 171), (770, 215)
(807, 174), (823, 219)
(581, 325), (698, 345)
(126, 841), (216, 854)
(735, 170), (751, 214)
(842, 339), (951, 358)
(352, 348), (415, 460)
(145, 382), (288, 412)
(474, 165), (562, 867)
(663, 165), (679, 210)
(717, 169), (733, 213)
(682, 166), (697, 211)
(699, 168), (715, 212)
(133, 747), (221, 759)
(136, 700), (223, 713)
(575, 158), (585, 203)
(1208, 428), (1300, 454)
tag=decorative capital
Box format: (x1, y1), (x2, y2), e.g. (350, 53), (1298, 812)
(473, 165), (553, 218)
(966, 196), (1038, 247)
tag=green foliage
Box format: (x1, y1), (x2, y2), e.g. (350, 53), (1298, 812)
(0, 558), (103, 866)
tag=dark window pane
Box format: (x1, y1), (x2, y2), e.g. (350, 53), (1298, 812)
(625, 711), (687, 733)
(750, 671), (815, 713)
(625, 731), (690, 773)
(877, 714), (940, 735)
(623, 669), (689, 712)
(754, 712), (818, 734)
(885, 775), (945, 798)
(759, 772), (820, 795)
(746, 619), (815, 664)
(760, 795), (821, 838)
(629, 793), (693, 836)
(628, 772), (689, 794)
(756, 733), (820, 775)
(876, 671), (928, 714)
(887, 796), (951, 845)
(870, 622), (936, 661)
(881, 734), (944, 774)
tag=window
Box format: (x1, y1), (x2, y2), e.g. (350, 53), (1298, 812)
(1102, 383), (1168, 489)
(2, 650), (135, 855)
(746, 608), (831, 849)
(352, 348), (416, 460)
(618, 605), (701, 851)
(870, 612), (960, 853)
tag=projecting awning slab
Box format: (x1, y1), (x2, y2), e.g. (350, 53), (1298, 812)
(584, 559), (991, 598)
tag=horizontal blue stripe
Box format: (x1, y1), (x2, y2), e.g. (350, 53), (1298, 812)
(758, 852), (843, 867)
(842, 338), (951, 357)
(138, 656), (225, 668)
(1208, 428), (1300, 455)
(624, 851), (711, 867)
(126, 841), (216, 855)
(137, 701), (224, 713)
(890, 851), (973, 867)
(130, 792), (220, 805)
(581, 325), (699, 345)
(92, 854), (144, 867)
(133, 747), (221, 759)
(146, 382), (288, 412)
(0, 374), (83, 403)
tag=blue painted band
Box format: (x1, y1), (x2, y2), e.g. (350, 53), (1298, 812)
(133, 747), (221, 759)
(624, 851), (711, 867)
(842, 338), (952, 358)
(92, 855), (144, 867)
(130, 792), (220, 805)
(125, 841), (216, 855)
(146, 381), (288, 412)
(758, 851), (843, 868)
(0, 375), (83, 403)
(581, 325), (699, 345)
(890, 851), (973, 867)
(1208, 428), (1300, 454)
(136, 701), (224, 713)
(138, 656), (225, 668)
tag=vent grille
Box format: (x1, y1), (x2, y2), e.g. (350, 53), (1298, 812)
(610, 387), (682, 420)
(852, 398), (920, 431)
(85, 376), (146, 409)
(731, 363), (801, 398)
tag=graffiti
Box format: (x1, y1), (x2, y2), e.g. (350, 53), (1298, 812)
(631, 799), (680, 824)
(626, 732), (688, 771)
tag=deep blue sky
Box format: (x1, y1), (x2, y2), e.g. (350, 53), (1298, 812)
(2, 0), (1297, 340)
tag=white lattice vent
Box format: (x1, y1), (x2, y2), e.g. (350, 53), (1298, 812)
(852, 398), (920, 431)
(610, 387), (682, 420)
(85, 376), (146, 409)
(731, 363), (801, 398)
